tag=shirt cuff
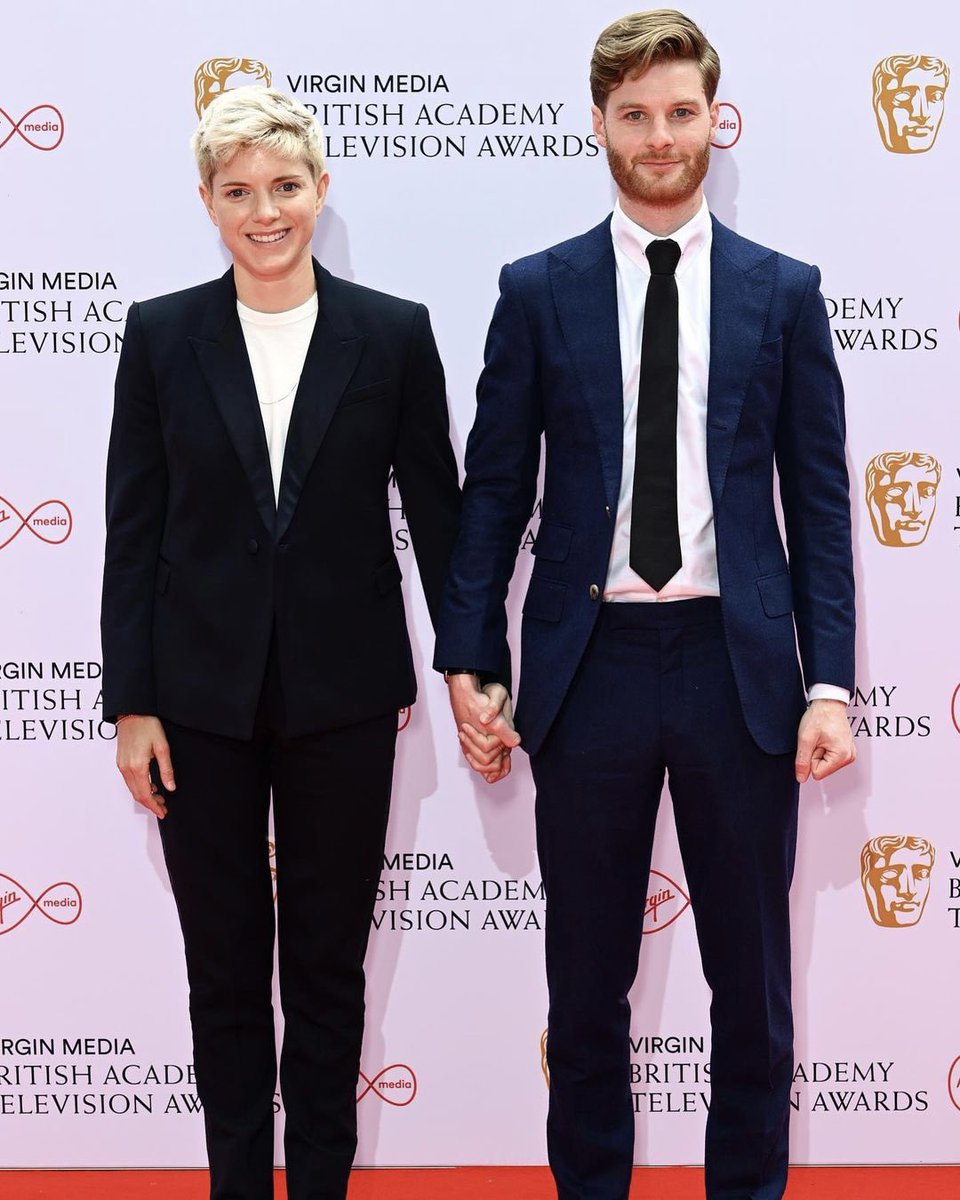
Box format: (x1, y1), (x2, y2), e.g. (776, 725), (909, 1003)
(807, 684), (850, 704)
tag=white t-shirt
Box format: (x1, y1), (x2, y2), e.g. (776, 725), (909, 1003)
(237, 293), (319, 503)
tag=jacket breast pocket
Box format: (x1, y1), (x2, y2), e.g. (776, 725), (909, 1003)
(750, 337), (783, 396)
(340, 379), (390, 408)
(755, 336), (783, 365)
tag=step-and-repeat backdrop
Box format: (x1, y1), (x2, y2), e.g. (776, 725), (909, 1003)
(2, 0), (957, 1170)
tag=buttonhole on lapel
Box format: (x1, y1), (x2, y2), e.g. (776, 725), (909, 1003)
(707, 419), (728, 431)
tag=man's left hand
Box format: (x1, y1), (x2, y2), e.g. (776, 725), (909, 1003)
(794, 698), (856, 783)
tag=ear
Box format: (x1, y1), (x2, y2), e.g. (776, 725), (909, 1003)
(709, 100), (720, 135)
(199, 183), (219, 228)
(590, 104), (607, 148)
(314, 171), (330, 215)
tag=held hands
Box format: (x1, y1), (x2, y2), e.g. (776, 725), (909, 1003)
(115, 715), (176, 818)
(446, 674), (521, 784)
(795, 698), (856, 784)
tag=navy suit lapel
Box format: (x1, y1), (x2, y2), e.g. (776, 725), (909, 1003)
(707, 218), (777, 508)
(189, 268), (277, 538)
(550, 219), (624, 511)
(275, 263), (364, 541)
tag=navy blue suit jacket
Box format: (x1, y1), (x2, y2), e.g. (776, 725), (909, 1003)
(435, 216), (854, 757)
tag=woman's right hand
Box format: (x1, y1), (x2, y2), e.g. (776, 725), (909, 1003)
(115, 716), (176, 819)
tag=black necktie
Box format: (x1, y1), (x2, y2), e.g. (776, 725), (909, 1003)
(629, 237), (682, 592)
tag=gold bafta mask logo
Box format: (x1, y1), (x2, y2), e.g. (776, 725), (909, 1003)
(873, 55), (950, 153)
(268, 837), (277, 902)
(194, 58), (272, 116)
(860, 835), (935, 928)
(865, 451), (941, 547)
(540, 1028), (550, 1087)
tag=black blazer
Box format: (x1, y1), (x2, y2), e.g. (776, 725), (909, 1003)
(101, 259), (461, 739)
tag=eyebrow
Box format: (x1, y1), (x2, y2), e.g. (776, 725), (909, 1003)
(613, 97), (702, 112)
(218, 173), (307, 187)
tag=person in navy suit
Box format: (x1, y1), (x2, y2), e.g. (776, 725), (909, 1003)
(101, 88), (460, 1200)
(436, 11), (855, 1199)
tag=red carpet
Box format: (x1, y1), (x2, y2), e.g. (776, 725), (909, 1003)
(0, 1167), (958, 1199)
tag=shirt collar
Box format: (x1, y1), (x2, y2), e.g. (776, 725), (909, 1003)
(610, 196), (712, 276)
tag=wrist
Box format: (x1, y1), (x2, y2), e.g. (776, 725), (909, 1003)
(445, 670), (480, 690)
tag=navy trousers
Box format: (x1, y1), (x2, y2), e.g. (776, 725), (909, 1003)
(531, 599), (799, 1200)
(154, 645), (397, 1200)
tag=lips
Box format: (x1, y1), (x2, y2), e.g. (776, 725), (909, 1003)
(247, 229), (290, 244)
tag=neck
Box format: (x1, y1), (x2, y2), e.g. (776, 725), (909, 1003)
(233, 258), (317, 313)
(618, 187), (704, 237)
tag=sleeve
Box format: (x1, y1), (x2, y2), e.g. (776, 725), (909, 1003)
(775, 265), (856, 694)
(432, 263), (545, 684)
(392, 302), (462, 632)
(99, 303), (169, 722)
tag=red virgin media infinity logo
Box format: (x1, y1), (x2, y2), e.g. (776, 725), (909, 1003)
(0, 497), (72, 550)
(949, 1056), (960, 1112)
(711, 102), (742, 149)
(0, 106), (65, 151)
(0, 873), (82, 935)
(951, 684), (960, 735)
(356, 1064), (417, 1106)
(397, 707), (412, 732)
(643, 869), (691, 934)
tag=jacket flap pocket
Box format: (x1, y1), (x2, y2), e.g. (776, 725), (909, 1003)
(155, 560), (171, 595)
(757, 571), (793, 617)
(532, 522), (572, 563)
(755, 337), (783, 365)
(523, 576), (565, 623)
(375, 557), (403, 595)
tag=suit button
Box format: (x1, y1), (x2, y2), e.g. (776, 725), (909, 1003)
(589, 584), (600, 601)
(278, 542), (289, 555)
(247, 539), (259, 555)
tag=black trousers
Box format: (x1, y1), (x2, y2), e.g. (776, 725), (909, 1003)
(155, 653), (397, 1200)
(531, 600), (799, 1200)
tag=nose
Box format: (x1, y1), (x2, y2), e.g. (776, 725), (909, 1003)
(253, 192), (281, 224)
(645, 115), (675, 151)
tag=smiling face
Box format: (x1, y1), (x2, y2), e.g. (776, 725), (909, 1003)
(199, 145), (328, 309)
(591, 59), (718, 232)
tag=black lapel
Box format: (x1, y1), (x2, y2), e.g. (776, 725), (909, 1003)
(275, 261), (364, 541)
(548, 219), (624, 511)
(707, 218), (777, 508)
(189, 268), (277, 537)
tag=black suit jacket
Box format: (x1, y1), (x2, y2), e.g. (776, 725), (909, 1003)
(102, 259), (460, 739)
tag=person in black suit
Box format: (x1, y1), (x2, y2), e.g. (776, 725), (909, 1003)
(101, 87), (460, 1200)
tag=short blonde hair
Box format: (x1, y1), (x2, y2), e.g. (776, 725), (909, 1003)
(191, 87), (325, 188)
(590, 9), (721, 109)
